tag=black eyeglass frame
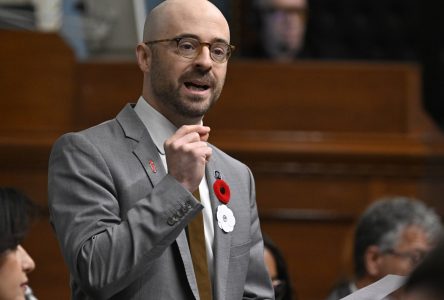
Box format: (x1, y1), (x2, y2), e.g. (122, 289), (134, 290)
(383, 249), (427, 267)
(144, 37), (235, 63)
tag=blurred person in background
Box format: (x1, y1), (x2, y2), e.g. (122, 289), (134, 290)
(403, 236), (444, 300)
(245, 0), (308, 61)
(0, 187), (38, 300)
(0, 0), (62, 30)
(325, 196), (442, 300)
(263, 235), (296, 300)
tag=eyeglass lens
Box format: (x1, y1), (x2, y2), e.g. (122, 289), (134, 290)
(177, 38), (230, 62)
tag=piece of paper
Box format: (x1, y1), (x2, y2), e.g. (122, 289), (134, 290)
(340, 275), (406, 300)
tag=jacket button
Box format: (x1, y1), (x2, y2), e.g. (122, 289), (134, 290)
(167, 217), (176, 226)
(176, 210), (184, 218)
(186, 200), (192, 210)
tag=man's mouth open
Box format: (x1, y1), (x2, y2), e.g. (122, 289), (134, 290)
(184, 81), (210, 92)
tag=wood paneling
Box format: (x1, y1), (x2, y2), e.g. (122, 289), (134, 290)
(262, 222), (354, 300)
(1, 32), (444, 300)
(75, 62), (142, 129)
(224, 131), (444, 299)
(23, 218), (70, 299)
(0, 30), (76, 136)
(207, 61), (420, 133)
(0, 31), (74, 299)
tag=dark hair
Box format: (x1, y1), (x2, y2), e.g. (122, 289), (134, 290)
(0, 188), (37, 254)
(405, 236), (444, 298)
(354, 197), (442, 278)
(263, 235), (295, 300)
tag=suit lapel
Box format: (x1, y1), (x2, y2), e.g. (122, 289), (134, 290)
(176, 230), (200, 299)
(117, 105), (200, 299)
(116, 105), (165, 187)
(206, 153), (232, 299)
(133, 133), (165, 188)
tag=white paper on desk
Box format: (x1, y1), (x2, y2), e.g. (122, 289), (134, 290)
(340, 275), (406, 300)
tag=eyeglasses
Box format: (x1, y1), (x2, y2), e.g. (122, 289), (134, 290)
(384, 249), (427, 267)
(144, 37), (235, 63)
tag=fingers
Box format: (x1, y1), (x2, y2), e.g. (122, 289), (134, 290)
(170, 125), (210, 142)
(200, 131), (210, 142)
(164, 125), (211, 158)
(164, 125), (212, 192)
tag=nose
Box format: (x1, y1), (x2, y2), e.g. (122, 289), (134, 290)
(193, 45), (213, 70)
(18, 245), (35, 273)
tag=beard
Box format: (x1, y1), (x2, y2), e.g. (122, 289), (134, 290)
(150, 53), (225, 119)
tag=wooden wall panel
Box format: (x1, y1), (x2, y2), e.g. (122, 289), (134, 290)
(0, 31), (76, 136)
(0, 31), (75, 299)
(256, 175), (443, 300)
(367, 178), (444, 216)
(0, 142), (70, 298)
(223, 132), (444, 300)
(0, 169), (48, 206)
(1, 31), (444, 300)
(23, 219), (70, 299)
(262, 222), (353, 300)
(255, 176), (368, 214)
(73, 60), (431, 135)
(75, 62), (142, 129)
(206, 61), (420, 134)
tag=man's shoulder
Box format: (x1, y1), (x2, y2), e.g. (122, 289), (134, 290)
(81, 118), (121, 137)
(56, 118), (120, 145)
(50, 110), (138, 159)
(54, 104), (136, 146)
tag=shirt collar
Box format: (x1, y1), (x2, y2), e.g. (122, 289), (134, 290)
(134, 96), (177, 155)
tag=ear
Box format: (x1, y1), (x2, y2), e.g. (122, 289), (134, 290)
(364, 245), (383, 277)
(136, 43), (151, 72)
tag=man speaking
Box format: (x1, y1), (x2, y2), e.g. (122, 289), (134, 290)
(48, 1), (274, 299)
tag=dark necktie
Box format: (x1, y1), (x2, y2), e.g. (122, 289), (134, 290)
(188, 189), (212, 300)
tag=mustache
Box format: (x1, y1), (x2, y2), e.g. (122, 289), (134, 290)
(180, 70), (215, 86)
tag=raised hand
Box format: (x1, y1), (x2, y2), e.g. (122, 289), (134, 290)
(164, 125), (212, 192)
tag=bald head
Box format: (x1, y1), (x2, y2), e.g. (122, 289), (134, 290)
(136, 0), (231, 127)
(143, 0), (230, 42)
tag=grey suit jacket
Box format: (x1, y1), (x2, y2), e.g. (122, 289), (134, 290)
(48, 104), (274, 300)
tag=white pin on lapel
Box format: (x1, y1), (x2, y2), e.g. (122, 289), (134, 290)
(213, 171), (235, 232)
(217, 204), (235, 233)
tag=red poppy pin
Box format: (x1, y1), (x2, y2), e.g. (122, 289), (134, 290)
(213, 171), (230, 204)
(214, 171), (235, 233)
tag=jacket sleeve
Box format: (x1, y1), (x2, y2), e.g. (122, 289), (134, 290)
(242, 167), (275, 300)
(48, 133), (202, 299)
